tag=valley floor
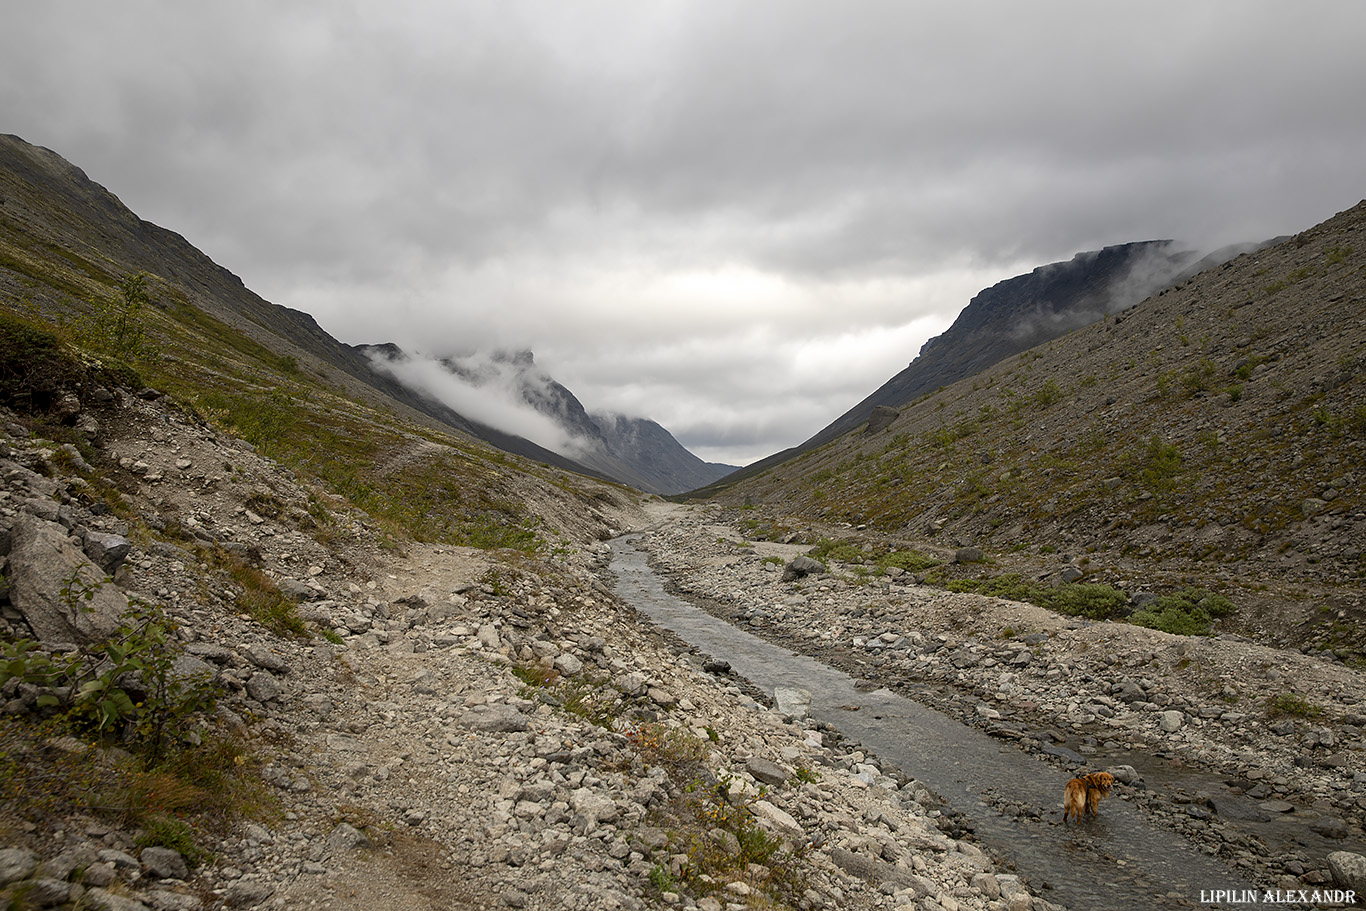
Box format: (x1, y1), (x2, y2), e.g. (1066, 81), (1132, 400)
(5, 389), (1366, 911)
(632, 502), (1366, 898)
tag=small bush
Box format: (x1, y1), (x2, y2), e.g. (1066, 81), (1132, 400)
(1265, 693), (1325, 720)
(135, 814), (208, 866)
(1130, 588), (1234, 636)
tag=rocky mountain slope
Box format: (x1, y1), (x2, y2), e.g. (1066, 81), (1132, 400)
(0, 133), (659, 489)
(707, 200), (1366, 654)
(360, 345), (735, 496)
(695, 239), (1270, 493)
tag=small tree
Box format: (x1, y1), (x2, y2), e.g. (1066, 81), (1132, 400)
(78, 271), (149, 363)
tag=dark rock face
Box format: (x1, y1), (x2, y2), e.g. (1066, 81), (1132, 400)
(707, 238), (1270, 488)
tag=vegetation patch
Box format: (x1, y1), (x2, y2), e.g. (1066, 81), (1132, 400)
(807, 538), (940, 576)
(1130, 588), (1235, 636)
(936, 573), (1130, 621)
(1265, 692), (1326, 720)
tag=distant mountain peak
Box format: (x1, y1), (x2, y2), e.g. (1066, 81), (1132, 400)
(360, 343), (736, 495)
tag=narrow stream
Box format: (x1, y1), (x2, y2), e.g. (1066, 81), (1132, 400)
(610, 534), (1270, 910)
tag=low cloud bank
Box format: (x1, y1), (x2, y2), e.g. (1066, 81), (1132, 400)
(366, 349), (597, 460)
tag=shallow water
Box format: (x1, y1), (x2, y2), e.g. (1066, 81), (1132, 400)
(610, 535), (1272, 910)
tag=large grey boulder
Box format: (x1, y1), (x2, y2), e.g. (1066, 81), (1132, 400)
(863, 405), (899, 435)
(782, 556), (826, 582)
(8, 514), (128, 644)
(1328, 851), (1366, 894)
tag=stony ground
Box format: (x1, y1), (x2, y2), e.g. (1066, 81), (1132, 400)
(2, 390), (1061, 911)
(634, 503), (1366, 895)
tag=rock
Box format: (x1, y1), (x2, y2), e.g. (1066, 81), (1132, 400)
(97, 849), (140, 872)
(1327, 852), (1366, 894)
(972, 871), (1001, 900)
(327, 822), (373, 853)
(553, 653), (582, 676)
(615, 672), (648, 698)
(23, 878), (72, 905)
(782, 556), (826, 581)
(954, 546), (985, 564)
(746, 757), (790, 787)
(141, 845), (190, 880)
(84, 531), (132, 575)
(1259, 800), (1295, 813)
(1158, 710), (1184, 732)
(8, 515), (129, 644)
(144, 890), (204, 911)
(774, 686), (811, 720)
(863, 405), (899, 435)
(245, 672), (282, 704)
(750, 799), (803, 837)
(570, 788), (617, 824)
(1107, 764), (1142, 785)
(828, 846), (876, 882)
(276, 579), (315, 602)
(461, 704), (528, 733)
(242, 645), (288, 674)
(708, 828), (741, 857)
(1115, 680), (1147, 703)
(45, 845), (98, 882)
(84, 888), (153, 911)
(0, 847), (38, 884)
(1059, 565), (1084, 583)
(222, 880), (275, 907)
(1310, 816), (1350, 839)
(477, 624), (502, 649)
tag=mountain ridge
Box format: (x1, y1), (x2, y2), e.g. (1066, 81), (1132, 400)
(691, 237), (1275, 495)
(358, 344), (736, 496)
(0, 132), (720, 494)
(709, 199), (1366, 651)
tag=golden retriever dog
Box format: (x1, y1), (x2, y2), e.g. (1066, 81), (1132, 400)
(1063, 772), (1115, 823)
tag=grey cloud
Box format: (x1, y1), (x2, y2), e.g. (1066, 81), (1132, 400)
(3, 2), (1365, 465)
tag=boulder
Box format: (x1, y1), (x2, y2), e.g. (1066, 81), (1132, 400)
(0, 847), (38, 885)
(1327, 851), (1366, 894)
(140, 845), (189, 880)
(746, 757), (791, 787)
(84, 888), (152, 911)
(828, 846), (876, 882)
(570, 787), (617, 824)
(553, 653), (583, 676)
(8, 514), (128, 644)
(83, 532), (132, 575)
(461, 703), (528, 733)
(326, 822), (372, 853)
(774, 686), (811, 720)
(863, 405), (899, 435)
(782, 556), (826, 582)
(750, 799), (802, 837)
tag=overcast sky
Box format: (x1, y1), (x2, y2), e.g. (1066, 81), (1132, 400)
(5, 2), (1365, 465)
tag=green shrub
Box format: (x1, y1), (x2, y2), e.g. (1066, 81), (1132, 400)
(0, 573), (218, 768)
(1130, 588), (1234, 636)
(1265, 692), (1325, 720)
(944, 574), (1128, 621)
